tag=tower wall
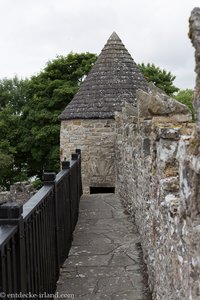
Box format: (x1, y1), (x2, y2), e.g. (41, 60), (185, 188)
(60, 119), (116, 194)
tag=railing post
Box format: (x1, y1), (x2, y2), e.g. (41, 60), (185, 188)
(43, 172), (59, 282)
(0, 202), (26, 293)
(71, 152), (80, 229)
(75, 149), (81, 155)
(62, 160), (74, 241)
(61, 160), (72, 255)
(0, 202), (23, 223)
(71, 153), (78, 161)
(43, 172), (56, 185)
(71, 152), (79, 203)
(75, 149), (83, 197)
(62, 161), (70, 170)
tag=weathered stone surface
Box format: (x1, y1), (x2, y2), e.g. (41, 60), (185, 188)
(148, 92), (190, 116)
(96, 276), (134, 294)
(0, 191), (10, 203)
(115, 81), (199, 299)
(79, 209), (114, 220)
(56, 277), (98, 296)
(159, 127), (181, 140)
(152, 114), (192, 123)
(76, 266), (126, 278)
(189, 7), (200, 136)
(0, 181), (36, 204)
(136, 83), (191, 119)
(55, 194), (150, 299)
(60, 119), (116, 194)
(136, 89), (151, 118)
(112, 290), (144, 300)
(113, 27), (200, 296)
(123, 101), (138, 117)
(64, 254), (112, 267)
(69, 243), (117, 256)
(72, 232), (112, 246)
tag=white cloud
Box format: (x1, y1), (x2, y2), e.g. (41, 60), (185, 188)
(0, 0), (199, 88)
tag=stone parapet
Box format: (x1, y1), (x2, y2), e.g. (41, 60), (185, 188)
(115, 81), (200, 298)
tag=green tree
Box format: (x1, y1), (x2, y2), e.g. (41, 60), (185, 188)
(138, 63), (179, 95)
(0, 78), (28, 189)
(0, 52), (97, 189)
(0, 139), (15, 190)
(19, 52), (97, 179)
(175, 89), (194, 120)
(0, 76), (28, 112)
(0, 106), (25, 189)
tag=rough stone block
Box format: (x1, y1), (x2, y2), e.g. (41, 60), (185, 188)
(159, 127), (181, 140)
(143, 138), (151, 157)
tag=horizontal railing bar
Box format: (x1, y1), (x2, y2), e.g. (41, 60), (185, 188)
(23, 185), (53, 220)
(0, 225), (18, 249)
(55, 169), (69, 185)
(56, 159), (79, 185)
(70, 159), (79, 170)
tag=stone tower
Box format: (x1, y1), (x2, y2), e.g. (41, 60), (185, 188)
(60, 32), (148, 193)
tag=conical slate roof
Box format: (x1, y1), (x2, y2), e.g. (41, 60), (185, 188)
(60, 32), (149, 120)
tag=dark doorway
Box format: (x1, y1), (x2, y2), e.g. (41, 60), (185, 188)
(90, 187), (115, 194)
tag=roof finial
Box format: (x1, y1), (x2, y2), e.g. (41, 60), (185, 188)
(108, 32), (121, 41)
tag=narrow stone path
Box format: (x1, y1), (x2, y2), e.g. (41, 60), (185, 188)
(56, 194), (150, 300)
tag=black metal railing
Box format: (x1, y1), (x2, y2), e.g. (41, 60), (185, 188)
(0, 149), (82, 298)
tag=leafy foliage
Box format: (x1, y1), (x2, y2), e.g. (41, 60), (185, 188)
(175, 89), (194, 120)
(20, 53), (97, 177)
(31, 178), (43, 190)
(0, 76), (28, 111)
(0, 53), (97, 189)
(138, 63), (179, 95)
(0, 78), (29, 189)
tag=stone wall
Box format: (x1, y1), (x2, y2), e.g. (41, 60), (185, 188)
(115, 79), (200, 299)
(0, 181), (36, 204)
(190, 7), (200, 136)
(60, 119), (116, 194)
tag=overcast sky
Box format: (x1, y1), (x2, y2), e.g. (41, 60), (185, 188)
(0, 0), (199, 89)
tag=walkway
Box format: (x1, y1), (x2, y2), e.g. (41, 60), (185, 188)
(55, 194), (151, 300)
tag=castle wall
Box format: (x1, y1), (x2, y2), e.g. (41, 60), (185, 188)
(59, 9), (200, 298)
(115, 86), (200, 299)
(60, 119), (116, 194)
